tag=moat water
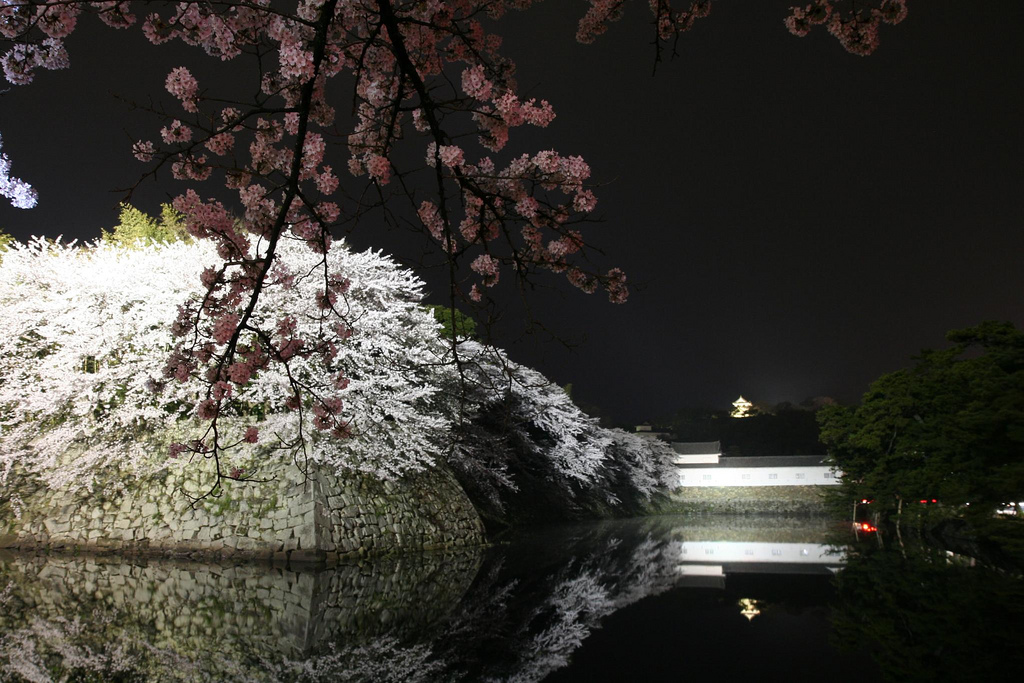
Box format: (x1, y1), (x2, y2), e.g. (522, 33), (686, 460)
(1, 515), (1020, 681)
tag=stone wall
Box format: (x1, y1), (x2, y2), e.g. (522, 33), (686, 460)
(0, 458), (485, 563)
(658, 485), (831, 515)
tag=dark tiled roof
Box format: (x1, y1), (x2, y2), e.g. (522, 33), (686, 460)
(671, 441), (721, 455)
(677, 455), (831, 468)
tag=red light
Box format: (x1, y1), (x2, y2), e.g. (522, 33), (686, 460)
(931, 499), (937, 503)
(919, 499), (927, 504)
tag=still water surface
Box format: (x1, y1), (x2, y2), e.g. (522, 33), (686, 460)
(1, 516), (1020, 682)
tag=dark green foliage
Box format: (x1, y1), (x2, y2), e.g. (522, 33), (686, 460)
(0, 228), (12, 265)
(663, 406), (825, 456)
(819, 321), (1024, 518)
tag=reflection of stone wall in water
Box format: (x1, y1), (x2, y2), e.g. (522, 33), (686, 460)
(0, 547), (482, 681)
(660, 484), (830, 515)
(0, 520), (693, 682)
(664, 515), (838, 543)
(0, 457), (484, 562)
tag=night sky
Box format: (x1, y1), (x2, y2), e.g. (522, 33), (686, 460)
(1, 1), (1021, 424)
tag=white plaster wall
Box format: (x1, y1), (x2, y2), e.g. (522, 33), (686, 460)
(672, 454), (721, 465)
(675, 466), (841, 487)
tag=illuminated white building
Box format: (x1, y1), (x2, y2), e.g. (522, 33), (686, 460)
(671, 440), (722, 465)
(671, 445), (840, 488)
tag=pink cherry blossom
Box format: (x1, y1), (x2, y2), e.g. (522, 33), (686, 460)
(227, 362), (253, 385)
(605, 267), (629, 304)
(470, 253), (500, 287)
(160, 119), (192, 144)
(365, 154), (390, 184)
(461, 64), (493, 100)
(132, 140), (157, 162)
(165, 66), (199, 112)
(439, 145), (465, 169)
(197, 398), (218, 420)
(212, 313), (240, 344)
(205, 132), (234, 156)
(211, 381), (232, 400)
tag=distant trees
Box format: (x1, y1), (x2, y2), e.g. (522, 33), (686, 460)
(818, 322), (1024, 518)
(663, 405), (824, 456)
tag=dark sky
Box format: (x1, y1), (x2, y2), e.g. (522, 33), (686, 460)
(1, 2), (1022, 424)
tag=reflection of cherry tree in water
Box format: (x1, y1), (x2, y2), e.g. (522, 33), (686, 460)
(0, 609), (445, 683)
(428, 525), (684, 682)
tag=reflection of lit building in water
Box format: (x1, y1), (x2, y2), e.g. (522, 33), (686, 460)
(674, 540), (846, 589)
(738, 598), (761, 621)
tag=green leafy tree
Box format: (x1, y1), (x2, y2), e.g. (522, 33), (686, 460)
(427, 305), (477, 341)
(101, 203), (188, 247)
(819, 321), (1024, 518)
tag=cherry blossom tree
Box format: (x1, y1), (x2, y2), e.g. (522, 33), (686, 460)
(0, 1), (909, 474)
(0, 236), (450, 494)
(0, 234), (673, 507)
(444, 342), (676, 519)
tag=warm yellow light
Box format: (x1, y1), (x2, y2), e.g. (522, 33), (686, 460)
(731, 396), (752, 418)
(738, 598), (761, 621)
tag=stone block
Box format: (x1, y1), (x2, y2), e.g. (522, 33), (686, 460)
(294, 523), (315, 550)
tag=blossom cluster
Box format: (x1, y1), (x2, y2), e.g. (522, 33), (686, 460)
(577, 0), (711, 45)
(0, 134), (37, 209)
(785, 0), (908, 56)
